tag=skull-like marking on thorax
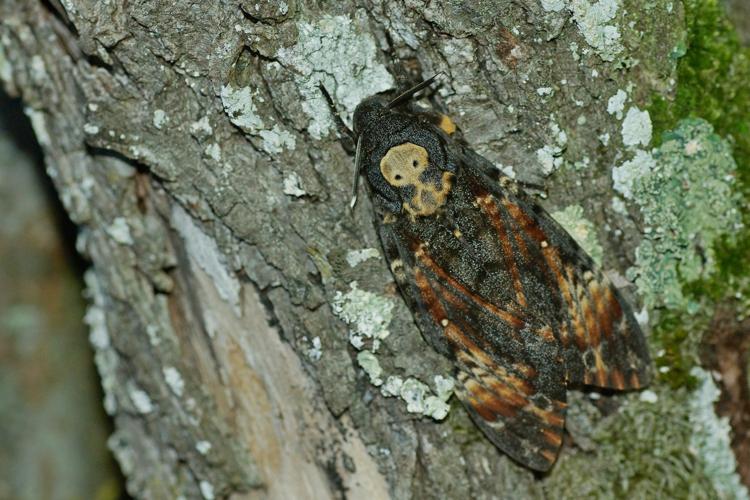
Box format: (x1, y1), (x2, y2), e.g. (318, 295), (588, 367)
(379, 142), (453, 217)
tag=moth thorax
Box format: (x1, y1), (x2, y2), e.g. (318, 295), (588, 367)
(379, 142), (453, 217)
(380, 143), (429, 186)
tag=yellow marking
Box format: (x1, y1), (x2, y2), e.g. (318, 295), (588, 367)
(541, 240), (548, 248)
(594, 348), (607, 386)
(537, 326), (555, 342)
(380, 143), (453, 217)
(438, 114), (456, 135)
(380, 143), (429, 187)
(513, 363), (536, 379)
(542, 427), (563, 447)
(540, 449), (558, 464)
(453, 228), (463, 238)
(527, 404), (565, 428)
(383, 213), (397, 224)
(403, 171), (454, 217)
(441, 318), (449, 327)
(610, 369), (625, 390)
(390, 259), (406, 281)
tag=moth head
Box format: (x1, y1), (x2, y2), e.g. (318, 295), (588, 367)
(353, 103), (456, 216)
(351, 74), (455, 216)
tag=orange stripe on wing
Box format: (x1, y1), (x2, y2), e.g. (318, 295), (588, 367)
(593, 281), (612, 341)
(445, 323), (496, 368)
(448, 325), (536, 399)
(414, 245), (525, 330)
(566, 265), (590, 353)
(587, 277), (606, 345)
(542, 427), (563, 448)
(496, 194), (583, 349)
(610, 368), (626, 390)
(525, 400), (566, 429)
(462, 377), (518, 420)
(581, 291), (599, 349)
(471, 189), (568, 347)
(594, 348), (607, 387)
(602, 285), (623, 340)
(476, 194), (527, 308)
(413, 267), (449, 326)
(499, 197), (549, 244)
(540, 448), (559, 464)
(543, 251), (576, 348)
(500, 193), (633, 390)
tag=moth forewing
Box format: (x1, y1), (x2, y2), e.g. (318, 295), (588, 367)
(342, 77), (652, 471)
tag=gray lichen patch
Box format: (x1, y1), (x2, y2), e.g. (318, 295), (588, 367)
(84, 270), (119, 416)
(282, 172), (306, 197)
(621, 106), (652, 147)
(535, 118), (568, 176)
(332, 281), (394, 351)
(551, 205), (604, 265)
(274, 14), (394, 138)
(357, 350), (384, 386)
(607, 88), (628, 119)
(380, 374), (454, 421)
(332, 282), (454, 421)
(345, 248), (381, 268)
(612, 119), (741, 310)
(689, 368), (750, 500)
(220, 83), (296, 155)
(106, 217), (134, 246)
(152, 109), (168, 130)
(162, 366), (186, 398)
(570, 0), (624, 62)
(541, 0), (624, 62)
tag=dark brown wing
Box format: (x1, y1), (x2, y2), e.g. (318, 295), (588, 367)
(458, 158), (652, 391)
(374, 150), (650, 471)
(458, 143), (652, 389)
(378, 213), (568, 471)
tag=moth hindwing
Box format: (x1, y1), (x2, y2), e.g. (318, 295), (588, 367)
(347, 80), (652, 472)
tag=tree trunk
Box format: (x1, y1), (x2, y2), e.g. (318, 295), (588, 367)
(2, 0), (749, 498)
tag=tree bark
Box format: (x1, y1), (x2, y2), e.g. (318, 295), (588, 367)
(2, 1), (748, 499)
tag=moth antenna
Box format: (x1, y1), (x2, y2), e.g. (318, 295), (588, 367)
(387, 72), (444, 109)
(349, 135), (363, 211)
(318, 83), (355, 141)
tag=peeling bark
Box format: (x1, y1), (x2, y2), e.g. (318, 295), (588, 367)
(2, 1), (747, 499)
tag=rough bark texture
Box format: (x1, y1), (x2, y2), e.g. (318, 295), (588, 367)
(1, 1), (749, 499)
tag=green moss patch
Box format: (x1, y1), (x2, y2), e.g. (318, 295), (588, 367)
(644, 0), (750, 387)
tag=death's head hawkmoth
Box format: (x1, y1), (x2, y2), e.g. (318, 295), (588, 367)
(323, 76), (652, 471)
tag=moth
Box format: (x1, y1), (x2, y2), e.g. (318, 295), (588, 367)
(322, 76), (651, 471)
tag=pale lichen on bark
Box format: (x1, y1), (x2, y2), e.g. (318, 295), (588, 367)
(1, 0), (749, 498)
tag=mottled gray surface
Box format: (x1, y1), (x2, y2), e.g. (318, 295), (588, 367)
(0, 1), (714, 499)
